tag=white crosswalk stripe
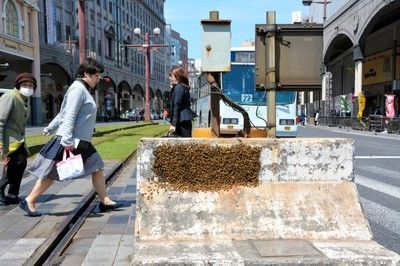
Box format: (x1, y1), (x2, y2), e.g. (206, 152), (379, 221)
(355, 173), (400, 237)
(357, 165), (400, 180)
(359, 197), (400, 234)
(355, 174), (400, 200)
(356, 156), (400, 159)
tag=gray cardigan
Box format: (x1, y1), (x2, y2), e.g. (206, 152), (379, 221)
(44, 80), (97, 147)
(0, 88), (29, 154)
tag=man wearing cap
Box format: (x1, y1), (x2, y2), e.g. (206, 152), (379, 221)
(0, 72), (37, 205)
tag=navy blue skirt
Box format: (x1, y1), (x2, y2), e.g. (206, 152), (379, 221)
(29, 136), (104, 180)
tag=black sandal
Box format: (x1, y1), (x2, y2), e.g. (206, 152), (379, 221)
(19, 199), (42, 217)
(99, 202), (123, 212)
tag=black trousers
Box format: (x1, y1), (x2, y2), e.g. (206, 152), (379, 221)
(0, 145), (27, 197)
(176, 121), (192, 137)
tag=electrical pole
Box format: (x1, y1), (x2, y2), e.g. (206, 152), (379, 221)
(266, 11), (277, 138)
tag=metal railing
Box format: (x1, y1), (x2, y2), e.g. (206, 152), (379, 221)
(317, 116), (400, 134)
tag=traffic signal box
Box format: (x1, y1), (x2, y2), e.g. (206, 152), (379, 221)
(255, 23), (323, 91)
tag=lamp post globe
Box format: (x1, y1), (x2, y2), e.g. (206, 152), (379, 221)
(133, 28), (141, 35)
(125, 27), (168, 122)
(302, 0), (312, 6)
(153, 27), (161, 36)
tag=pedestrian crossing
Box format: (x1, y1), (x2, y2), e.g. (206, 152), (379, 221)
(356, 156), (400, 159)
(356, 174), (400, 200)
(354, 170), (400, 254)
(359, 165), (400, 180)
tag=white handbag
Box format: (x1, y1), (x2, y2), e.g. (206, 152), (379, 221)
(56, 150), (84, 181)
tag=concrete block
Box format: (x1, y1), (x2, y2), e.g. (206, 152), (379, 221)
(135, 138), (361, 241)
(132, 138), (399, 265)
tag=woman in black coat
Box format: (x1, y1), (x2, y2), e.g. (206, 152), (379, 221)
(169, 66), (192, 137)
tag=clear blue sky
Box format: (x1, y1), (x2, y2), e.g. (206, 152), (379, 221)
(165, 0), (310, 59)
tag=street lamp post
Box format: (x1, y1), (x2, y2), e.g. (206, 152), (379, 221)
(302, 0), (331, 22)
(78, 0), (86, 64)
(126, 27), (168, 122)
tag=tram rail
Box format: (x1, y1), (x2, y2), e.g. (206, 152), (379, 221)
(23, 151), (136, 266)
(22, 129), (167, 266)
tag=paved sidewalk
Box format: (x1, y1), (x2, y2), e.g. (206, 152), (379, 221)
(60, 158), (137, 265)
(0, 160), (120, 265)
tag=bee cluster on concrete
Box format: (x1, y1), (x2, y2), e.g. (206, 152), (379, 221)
(152, 143), (261, 192)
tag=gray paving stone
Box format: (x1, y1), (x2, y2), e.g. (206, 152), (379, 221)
(63, 238), (96, 255)
(123, 185), (136, 193)
(124, 225), (135, 236)
(107, 215), (130, 225)
(0, 258), (26, 266)
(0, 214), (22, 234)
(99, 224), (126, 235)
(0, 218), (41, 239)
(60, 254), (86, 266)
(24, 221), (58, 238)
(0, 239), (17, 257)
(0, 160), (122, 265)
(80, 219), (106, 229)
(114, 235), (134, 266)
(0, 206), (14, 216)
(75, 228), (101, 239)
(82, 235), (122, 266)
(0, 238), (45, 260)
(130, 210), (136, 220)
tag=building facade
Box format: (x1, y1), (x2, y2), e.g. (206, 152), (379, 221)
(164, 23), (189, 108)
(38, 0), (170, 123)
(166, 24), (188, 68)
(302, 0), (400, 118)
(0, 0), (40, 125)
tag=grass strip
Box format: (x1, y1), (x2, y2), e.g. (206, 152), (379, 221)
(26, 124), (169, 160)
(96, 125), (169, 160)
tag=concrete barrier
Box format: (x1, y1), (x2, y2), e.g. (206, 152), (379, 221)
(133, 138), (400, 265)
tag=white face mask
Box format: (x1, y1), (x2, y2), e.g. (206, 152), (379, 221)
(19, 87), (34, 97)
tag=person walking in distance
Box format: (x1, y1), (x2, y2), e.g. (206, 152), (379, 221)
(20, 58), (122, 217)
(314, 109), (320, 126)
(168, 66), (193, 137)
(0, 73), (37, 205)
(301, 112), (307, 126)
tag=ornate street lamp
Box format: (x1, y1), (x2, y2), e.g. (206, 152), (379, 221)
(126, 27), (168, 122)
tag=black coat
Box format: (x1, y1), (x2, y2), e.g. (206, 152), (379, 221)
(170, 83), (192, 127)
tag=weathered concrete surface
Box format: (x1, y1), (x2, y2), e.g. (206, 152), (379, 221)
(133, 138), (400, 265)
(133, 240), (400, 265)
(135, 182), (370, 241)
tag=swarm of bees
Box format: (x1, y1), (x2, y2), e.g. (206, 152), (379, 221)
(152, 143), (261, 192)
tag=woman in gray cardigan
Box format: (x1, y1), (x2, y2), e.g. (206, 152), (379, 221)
(0, 73), (37, 205)
(20, 58), (122, 217)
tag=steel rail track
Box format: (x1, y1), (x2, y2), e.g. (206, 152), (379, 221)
(23, 150), (137, 266)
